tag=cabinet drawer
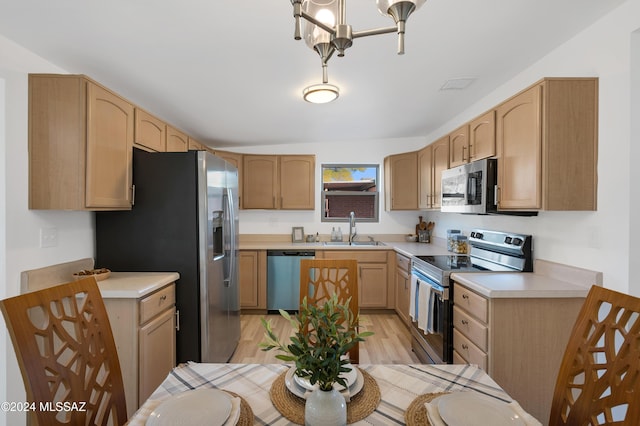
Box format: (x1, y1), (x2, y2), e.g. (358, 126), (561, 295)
(453, 306), (488, 351)
(140, 284), (175, 324)
(396, 254), (410, 273)
(323, 250), (388, 263)
(453, 329), (487, 370)
(454, 284), (488, 323)
(452, 349), (467, 365)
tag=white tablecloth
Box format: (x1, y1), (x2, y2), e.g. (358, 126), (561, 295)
(128, 362), (514, 425)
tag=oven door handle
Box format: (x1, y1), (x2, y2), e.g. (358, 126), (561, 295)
(411, 269), (445, 298)
(422, 280), (444, 298)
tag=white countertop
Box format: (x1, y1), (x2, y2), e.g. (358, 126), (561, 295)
(451, 271), (592, 299)
(97, 272), (180, 299)
(239, 238), (599, 299)
(239, 238), (451, 257)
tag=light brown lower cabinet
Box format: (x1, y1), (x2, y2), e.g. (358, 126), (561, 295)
(239, 250), (267, 311)
(103, 283), (176, 417)
(395, 253), (411, 326)
(452, 281), (584, 423)
(319, 250), (393, 309)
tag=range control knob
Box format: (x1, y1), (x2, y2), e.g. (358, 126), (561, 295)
(474, 232), (483, 239)
(512, 238), (523, 246)
(504, 237), (512, 244)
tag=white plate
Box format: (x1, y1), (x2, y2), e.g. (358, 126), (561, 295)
(285, 367), (364, 399)
(146, 388), (232, 426)
(437, 392), (525, 426)
(293, 364), (358, 391)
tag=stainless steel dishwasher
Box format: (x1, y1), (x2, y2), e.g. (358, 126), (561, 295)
(267, 250), (315, 312)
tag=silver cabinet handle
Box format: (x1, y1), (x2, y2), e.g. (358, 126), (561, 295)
(175, 310), (180, 331)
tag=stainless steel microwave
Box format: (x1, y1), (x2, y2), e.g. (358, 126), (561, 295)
(441, 158), (497, 214)
(441, 159), (537, 216)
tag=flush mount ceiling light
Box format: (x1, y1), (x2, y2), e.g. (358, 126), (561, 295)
(303, 83), (340, 103)
(292, 0), (426, 102)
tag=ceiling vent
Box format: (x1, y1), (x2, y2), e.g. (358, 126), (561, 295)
(440, 78), (476, 90)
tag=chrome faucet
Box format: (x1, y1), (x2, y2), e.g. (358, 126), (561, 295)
(348, 211), (357, 244)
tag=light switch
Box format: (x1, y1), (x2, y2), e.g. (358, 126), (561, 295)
(40, 227), (58, 248)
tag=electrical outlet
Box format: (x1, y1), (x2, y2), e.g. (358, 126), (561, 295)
(40, 227), (58, 248)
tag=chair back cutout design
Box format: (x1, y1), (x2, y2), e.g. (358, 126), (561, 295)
(549, 285), (640, 425)
(299, 258), (359, 364)
(0, 277), (127, 425)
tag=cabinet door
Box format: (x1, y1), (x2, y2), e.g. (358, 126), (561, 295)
(418, 145), (433, 209)
(279, 155), (315, 210)
(166, 125), (189, 152)
(138, 307), (176, 404)
(431, 137), (450, 209)
(359, 263), (388, 308)
(134, 108), (166, 152)
(395, 267), (410, 325)
(86, 82), (134, 209)
(188, 137), (207, 151)
(469, 110), (496, 162)
(214, 150), (243, 209)
(496, 85), (542, 209)
(386, 152), (418, 210)
(239, 251), (259, 308)
(243, 155), (278, 209)
(449, 125), (469, 168)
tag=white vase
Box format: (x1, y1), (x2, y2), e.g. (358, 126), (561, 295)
(304, 387), (347, 426)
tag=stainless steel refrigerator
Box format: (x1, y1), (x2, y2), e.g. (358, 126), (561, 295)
(96, 149), (240, 364)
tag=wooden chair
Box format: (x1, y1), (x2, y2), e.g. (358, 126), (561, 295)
(549, 285), (640, 425)
(299, 258), (360, 364)
(0, 277), (127, 426)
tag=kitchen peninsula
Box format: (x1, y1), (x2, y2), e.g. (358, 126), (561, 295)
(21, 260), (179, 417)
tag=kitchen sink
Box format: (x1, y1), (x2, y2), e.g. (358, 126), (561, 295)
(323, 241), (385, 246)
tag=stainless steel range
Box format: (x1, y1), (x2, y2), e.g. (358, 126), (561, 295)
(409, 229), (533, 364)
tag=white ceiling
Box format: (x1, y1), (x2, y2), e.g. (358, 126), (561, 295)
(0, 0), (625, 148)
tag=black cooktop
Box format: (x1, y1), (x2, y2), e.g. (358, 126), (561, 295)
(414, 255), (484, 272)
(414, 254), (520, 273)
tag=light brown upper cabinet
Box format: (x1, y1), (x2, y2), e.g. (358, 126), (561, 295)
(384, 152), (418, 210)
(418, 136), (450, 210)
(214, 150), (243, 208)
(469, 110), (496, 163)
(188, 137), (205, 151)
(496, 78), (597, 211)
(134, 108), (166, 152)
(449, 111), (496, 168)
(448, 125), (470, 168)
(166, 125), (188, 152)
(242, 155), (315, 210)
(29, 74), (134, 210)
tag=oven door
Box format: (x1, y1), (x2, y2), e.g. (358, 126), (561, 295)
(409, 268), (452, 364)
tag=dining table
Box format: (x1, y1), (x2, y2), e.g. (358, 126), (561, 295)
(128, 362), (538, 425)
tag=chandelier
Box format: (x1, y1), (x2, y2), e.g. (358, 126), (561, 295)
(293, 0), (426, 103)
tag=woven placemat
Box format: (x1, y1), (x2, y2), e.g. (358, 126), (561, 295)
(404, 392), (449, 426)
(269, 368), (381, 425)
(225, 390), (254, 426)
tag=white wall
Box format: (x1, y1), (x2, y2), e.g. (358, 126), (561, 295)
(0, 35), (95, 426)
(630, 28), (640, 297)
(227, 1), (640, 296)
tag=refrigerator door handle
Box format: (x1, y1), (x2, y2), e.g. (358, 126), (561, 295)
(225, 188), (237, 289)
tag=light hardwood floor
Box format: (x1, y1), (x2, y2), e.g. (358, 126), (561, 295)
(230, 313), (420, 364)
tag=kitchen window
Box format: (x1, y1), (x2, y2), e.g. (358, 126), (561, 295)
(321, 164), (379, 222)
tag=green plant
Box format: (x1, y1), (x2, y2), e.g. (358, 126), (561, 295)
(260, 293), (373, 391)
